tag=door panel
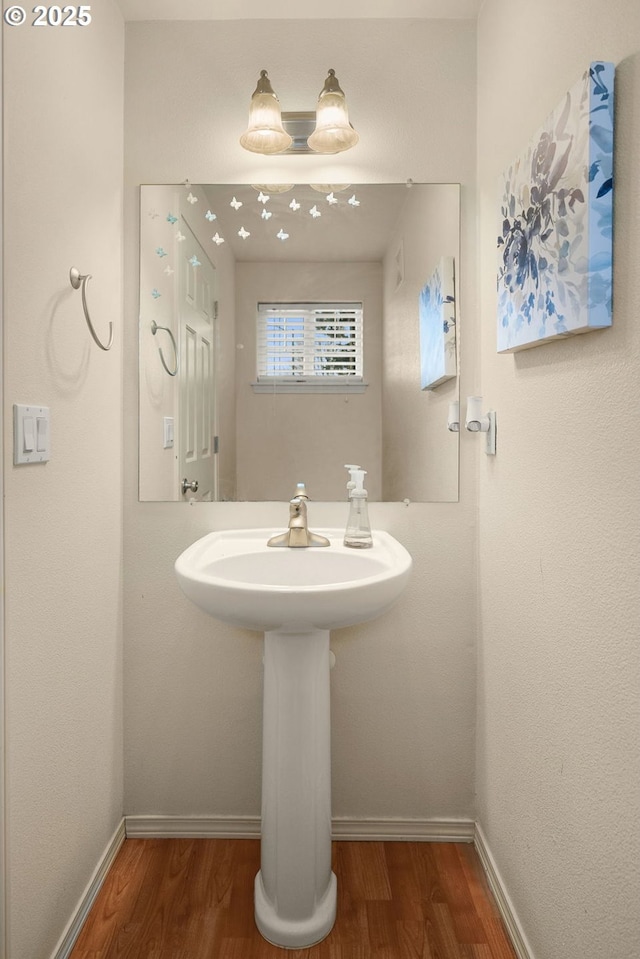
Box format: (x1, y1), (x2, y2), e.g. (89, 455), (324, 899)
(178, 218), (218, 500)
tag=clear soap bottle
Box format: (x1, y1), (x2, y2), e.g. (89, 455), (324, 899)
(344, 467), (373, 549)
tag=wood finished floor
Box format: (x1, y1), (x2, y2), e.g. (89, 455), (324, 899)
(69, 839), (517, 959)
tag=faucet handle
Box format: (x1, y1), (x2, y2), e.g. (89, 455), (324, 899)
(293, 482), (309, 500)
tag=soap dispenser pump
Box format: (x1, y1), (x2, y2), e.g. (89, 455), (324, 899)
(344, 464), (360, 497)
(344, 467), (373, 549)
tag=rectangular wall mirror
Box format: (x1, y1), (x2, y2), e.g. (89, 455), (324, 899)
(139, 182), (460, 502)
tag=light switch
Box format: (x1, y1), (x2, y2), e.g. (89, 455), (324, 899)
(14, 404), (50, 464)
(23, 417), (35, 452)
(163, 416), (174, 449)
(36, 416), (48, 452)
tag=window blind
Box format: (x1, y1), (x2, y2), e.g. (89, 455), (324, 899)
(256, 303), (363, 382)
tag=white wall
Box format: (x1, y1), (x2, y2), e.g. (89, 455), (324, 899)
(123, 19), (478, 822)
(476, 3), (640, 958)
(2, 4), (124, 957)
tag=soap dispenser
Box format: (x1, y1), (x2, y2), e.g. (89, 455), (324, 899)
(344, 467), (373, 549)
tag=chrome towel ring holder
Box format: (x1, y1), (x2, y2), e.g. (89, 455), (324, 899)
(151, 320), (179, 376)
(69, 267), (114, 352)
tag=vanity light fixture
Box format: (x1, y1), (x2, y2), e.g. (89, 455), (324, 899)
(465, 396), (497, 455)
(447, 400), (460, 432)
(240, 69), (359, 156)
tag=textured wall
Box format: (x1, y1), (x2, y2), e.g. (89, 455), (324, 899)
(123, 19), (479, 822)
(476, 3), (640, 957)
(2, 3), (124, 958)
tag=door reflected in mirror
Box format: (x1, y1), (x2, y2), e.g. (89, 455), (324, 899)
(139, 182), (460, 503)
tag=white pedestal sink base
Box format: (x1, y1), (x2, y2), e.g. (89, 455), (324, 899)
(255, 870), (337, 949)
(255, 628), (337, 949)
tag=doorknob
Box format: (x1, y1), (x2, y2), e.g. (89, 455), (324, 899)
(182, 478), (199, 494)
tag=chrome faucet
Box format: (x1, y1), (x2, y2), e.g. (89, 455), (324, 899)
(267, 483), (330, 548)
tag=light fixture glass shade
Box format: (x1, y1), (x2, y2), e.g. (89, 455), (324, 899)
(307, 69), (359, 155)
(309, 183), (351, 193)
(240, 70), (293, 155)
(447, 401), (460, 432)
(251, 184), (295, 194)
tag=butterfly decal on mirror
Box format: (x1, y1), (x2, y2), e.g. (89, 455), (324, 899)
(205, 210), (217, 221)
(261, 209), (273, 220)
(151, 288), (161, 299)
(166, 213), (178, 224)
(348, 194), (360, 207)
(257, 191), (270, 204)
(211, 233), (225, 245)
(276, 229), (289, 241)
(289, 199), (301, 211)
(155, 247), (168, 257)
(189, 255), (201, 268)
(230, 197), (243, 210)
(186, 192), (198, 204)
(309, 206), (321, 218)
(238, 227), (250, 239)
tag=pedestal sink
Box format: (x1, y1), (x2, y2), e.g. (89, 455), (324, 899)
(175, 527), (412, 948)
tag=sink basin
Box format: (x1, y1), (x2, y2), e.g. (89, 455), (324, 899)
(175, 527), (412, 632)
(174, 526), (411, 949)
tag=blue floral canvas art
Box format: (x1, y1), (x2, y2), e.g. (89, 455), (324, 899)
(497, 62), (614, 352)
(419, 256), (456, 390)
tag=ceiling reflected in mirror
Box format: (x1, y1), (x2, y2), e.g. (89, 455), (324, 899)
(197, 183), (409, 262)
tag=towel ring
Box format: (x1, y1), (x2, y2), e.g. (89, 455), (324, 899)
(69, 268), (114, 352)
(151, 321), (179, 376)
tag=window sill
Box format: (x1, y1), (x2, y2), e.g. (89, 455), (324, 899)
(251, 381), (368, 395)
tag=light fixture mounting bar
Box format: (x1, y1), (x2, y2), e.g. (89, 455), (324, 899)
(281, 112), (318, 154)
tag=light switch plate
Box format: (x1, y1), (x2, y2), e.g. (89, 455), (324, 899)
(14, 404), (50, 464)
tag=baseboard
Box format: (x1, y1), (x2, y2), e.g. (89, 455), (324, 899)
(124, 815), (475, 843)
(474, 823), (535, 959)
(332, 817), (475, 842)
(49, 818), (126, 959)
(125, 815), (261, 838)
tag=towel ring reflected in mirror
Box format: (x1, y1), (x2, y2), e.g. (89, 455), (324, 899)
(151, 320), (179, 376)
